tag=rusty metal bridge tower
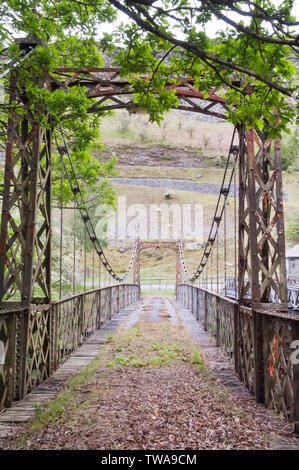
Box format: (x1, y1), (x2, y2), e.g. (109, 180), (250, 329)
(0, 38), (288, 310)
(238, 126), (287, 310)
(132, 240), (183, 295)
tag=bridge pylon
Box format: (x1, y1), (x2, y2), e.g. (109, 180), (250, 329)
(132, 239), (183, 295)
(238, 125), (288, 310)
(0, 39), (52, 305)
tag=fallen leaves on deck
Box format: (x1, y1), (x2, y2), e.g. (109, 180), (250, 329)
(2, 304), (286, 450)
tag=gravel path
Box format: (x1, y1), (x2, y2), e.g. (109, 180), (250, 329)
(110, 177), (238, 196)
(109, 177), (288, 200)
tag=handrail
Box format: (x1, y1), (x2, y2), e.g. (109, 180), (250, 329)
(0, 283), (140, 410)
(177, 283), (238, 305)
(0, 284), (140, 313)
(53, 284), (139, 306)
(178, 282), (299, 321)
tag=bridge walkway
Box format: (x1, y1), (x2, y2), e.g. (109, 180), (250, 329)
(1, 297), (299, 450)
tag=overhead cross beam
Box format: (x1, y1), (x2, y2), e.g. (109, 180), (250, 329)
(53, 67), (229, 120)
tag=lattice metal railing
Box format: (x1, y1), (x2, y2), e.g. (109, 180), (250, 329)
(218, 297), (235, 362)
(0, 284), (140, 410)
(177, 284), (299, 433)
(205, 291), (218, 338)
(25, 305), (51, 394)
(264, 314), (298, 421)
(0, 309), (16, 408)
(197, 288), (205, 324)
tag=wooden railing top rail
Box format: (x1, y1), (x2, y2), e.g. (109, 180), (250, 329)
(0, 284), (140, 314)
(254, 306), (299, 322)
(178, 283), (299, 323)
(53, 284), (139, 306)
(0, 305), (28, 316)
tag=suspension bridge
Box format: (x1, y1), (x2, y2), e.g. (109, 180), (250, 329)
(0, 38), (298, 444)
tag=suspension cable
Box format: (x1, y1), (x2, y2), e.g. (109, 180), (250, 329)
(55, 128), (138, 282)
(178, 125), (242, 285)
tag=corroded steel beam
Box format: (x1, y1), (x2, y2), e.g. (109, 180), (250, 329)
(53, 67), (228, 120)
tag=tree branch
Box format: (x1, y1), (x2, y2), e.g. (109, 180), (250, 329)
(109, 0), (295, 97)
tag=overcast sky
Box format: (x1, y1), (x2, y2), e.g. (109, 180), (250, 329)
(97, 1), (299, 42)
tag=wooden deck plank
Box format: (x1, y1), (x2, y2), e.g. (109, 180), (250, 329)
(0, 425), (22, 438)
(0, 412), (36, 422)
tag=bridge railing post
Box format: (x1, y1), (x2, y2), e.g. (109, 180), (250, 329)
(253, 310), (265, 404)
(119, 285), (123, 312)
(17, 309), (30, 400)
(204, 290), (208, 332)
(196, 288), (200, 321)
(127, 286), (130, 305)
(110, 286), (114, 316)
(116, 285), (120, 313)
(292, 320), (299, 435)
(104, 288), (108, 321)
(233, 303), (240, 375)
(216, 297), (220, 347)
(192, 287), (194, 315)
(114, 286), (117, 315)
(190, 286), (194, 314)
(0, 312), (16, 408)
(50, 304), (57, 373)
(96, 289), (101, 329)
(109, 287), (112, 320)
(80, 294), (84, 342)
(194, 287), (197, 317)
